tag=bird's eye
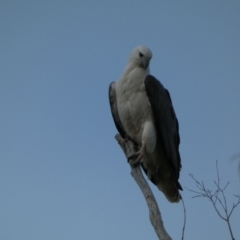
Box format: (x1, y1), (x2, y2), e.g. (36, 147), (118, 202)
(139, 52), (144, 57)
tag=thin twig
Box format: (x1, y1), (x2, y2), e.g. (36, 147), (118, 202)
(187, 160), (240, 240)
(229, 152), (240, 176)
(181, 196), (186, 240)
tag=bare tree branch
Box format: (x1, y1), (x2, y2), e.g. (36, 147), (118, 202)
(115, 134), (172, 240)
(187, 160), (240, 240)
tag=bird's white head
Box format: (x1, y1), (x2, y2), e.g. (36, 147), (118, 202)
(128, 45), (152, 70)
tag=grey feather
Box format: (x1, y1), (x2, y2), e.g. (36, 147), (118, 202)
(145, 75), (182, 190)
(109, 82), (126, 139)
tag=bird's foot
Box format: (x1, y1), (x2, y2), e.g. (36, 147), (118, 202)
(127, 150), (144, 167)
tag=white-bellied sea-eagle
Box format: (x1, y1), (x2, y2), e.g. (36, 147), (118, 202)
(109, 46), (182, 202)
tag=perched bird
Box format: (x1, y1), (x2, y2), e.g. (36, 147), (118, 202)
(109, 46), (182, 202)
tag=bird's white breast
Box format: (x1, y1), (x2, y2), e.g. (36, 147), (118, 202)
(115, 68), (155, 147)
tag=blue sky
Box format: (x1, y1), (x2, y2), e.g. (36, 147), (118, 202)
(1, 1), (240, 239)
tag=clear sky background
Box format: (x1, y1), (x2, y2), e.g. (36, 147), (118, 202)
(1, 1), (240, 240)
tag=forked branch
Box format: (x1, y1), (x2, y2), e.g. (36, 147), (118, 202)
(187, 161), (240, 240)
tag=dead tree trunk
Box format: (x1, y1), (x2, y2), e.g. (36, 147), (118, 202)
(115, 134), (172, 240)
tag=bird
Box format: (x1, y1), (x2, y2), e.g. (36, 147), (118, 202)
(109, 45), (182, 203)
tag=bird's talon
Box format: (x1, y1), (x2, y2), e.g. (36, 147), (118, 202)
(127, 151), (143, 167)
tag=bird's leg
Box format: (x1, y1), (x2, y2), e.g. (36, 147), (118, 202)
(127, 143), (145, 167)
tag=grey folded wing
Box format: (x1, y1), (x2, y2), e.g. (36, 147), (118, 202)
(144, 75), (182, 185)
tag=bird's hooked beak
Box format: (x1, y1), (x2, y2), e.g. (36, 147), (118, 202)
(141, 57), (150, 69)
